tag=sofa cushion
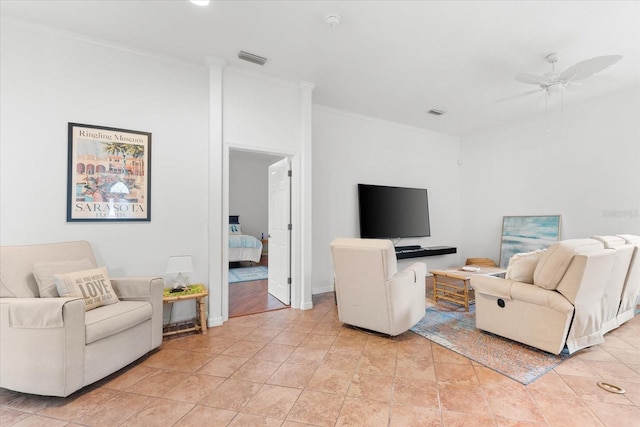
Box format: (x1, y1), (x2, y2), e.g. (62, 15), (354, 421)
(54, 267), (119, 311)
(505, 249), (546, 283)
(84, 301), (153, 344)
(32, 258), (94, 298)
(533, 239), (604, 290)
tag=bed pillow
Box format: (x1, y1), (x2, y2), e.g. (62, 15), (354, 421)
(54, 266), (119, 311)
(505, 249), (546, 283)
(229, 223), (242, 235)
(32, 258), (95, 298)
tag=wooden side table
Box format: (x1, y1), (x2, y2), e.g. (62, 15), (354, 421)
(162, 284), (208, 337)
(430, 266), (506, 311)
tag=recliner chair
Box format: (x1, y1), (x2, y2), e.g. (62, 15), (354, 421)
(330, 238), (426, 336)
(471, 239), (615, 354)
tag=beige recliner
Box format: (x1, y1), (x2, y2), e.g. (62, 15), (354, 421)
(330, 238), (426, 336)
(471, 239), (615, 354)
(0, 241), (163, 396)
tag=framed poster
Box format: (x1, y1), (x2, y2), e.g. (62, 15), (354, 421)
(67, 123), (151, 221)
(499, 215), (561, 267)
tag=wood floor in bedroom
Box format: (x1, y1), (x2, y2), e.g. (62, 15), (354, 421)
(229, 256), (289, 318)
(229, 279), (289, 318)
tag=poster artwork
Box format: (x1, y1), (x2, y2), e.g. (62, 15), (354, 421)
(68, 123), (151, 221)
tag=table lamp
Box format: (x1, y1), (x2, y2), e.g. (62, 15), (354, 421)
(166, 255), (193, 290)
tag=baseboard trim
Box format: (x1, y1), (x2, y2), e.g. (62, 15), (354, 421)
(312, 285), (335, 295)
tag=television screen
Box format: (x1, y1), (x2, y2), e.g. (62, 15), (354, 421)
(358, 184), (431, 239)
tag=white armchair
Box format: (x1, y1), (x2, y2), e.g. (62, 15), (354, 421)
(330, 238), (426, 336)
(0, 241), (163, 397)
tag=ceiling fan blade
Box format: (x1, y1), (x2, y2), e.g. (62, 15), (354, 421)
(493, 88), (544, 103)
(515, 72), (552, 86)
(560, 55), (623, 82)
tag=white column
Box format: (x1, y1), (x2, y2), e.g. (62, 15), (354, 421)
(206, 57), (226, 326)
(298, 81), (315, 309)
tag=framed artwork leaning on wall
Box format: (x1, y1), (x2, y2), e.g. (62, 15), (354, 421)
(499, 215), (561, 268)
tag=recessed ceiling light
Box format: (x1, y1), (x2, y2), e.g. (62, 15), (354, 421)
(427, 109), (446, 116)
(238, 51), (268, 66)
(190, 0), (210, 6)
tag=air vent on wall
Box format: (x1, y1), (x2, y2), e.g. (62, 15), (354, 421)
(238, 51), (268, 66)
(427, 109), (446, 116)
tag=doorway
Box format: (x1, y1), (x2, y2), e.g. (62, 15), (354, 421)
(228, 149), (290, 317)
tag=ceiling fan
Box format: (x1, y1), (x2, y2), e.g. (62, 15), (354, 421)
(510, 52), (622, 100)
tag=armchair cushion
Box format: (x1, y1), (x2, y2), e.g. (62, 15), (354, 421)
(505, 249), (546, 283)
(54, 266), (120, 311)
(32, 258), (94, 297)
(85, 301), (152, 344)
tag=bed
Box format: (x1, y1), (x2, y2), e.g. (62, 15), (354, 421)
(229, 215), (263, 263)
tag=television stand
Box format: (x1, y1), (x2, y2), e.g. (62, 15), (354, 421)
(395, 246), (457, 259)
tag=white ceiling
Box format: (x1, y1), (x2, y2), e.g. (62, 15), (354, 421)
(2, 0), (639, 136)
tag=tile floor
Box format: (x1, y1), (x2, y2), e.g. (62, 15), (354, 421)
(1, 292), (639, 426)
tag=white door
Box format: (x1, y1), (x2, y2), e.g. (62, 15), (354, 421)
(268, 158), (291, 305)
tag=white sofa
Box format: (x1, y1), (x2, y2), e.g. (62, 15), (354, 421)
(615, 234), (640, 324)
(0, 241), (163, 396)
(471, 238), (616, 354)
(330, 238), (426, 336)
(591, 235), (635, 333)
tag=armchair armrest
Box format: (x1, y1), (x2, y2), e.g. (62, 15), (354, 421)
(110, 276), (164, 349)
(0, 297), (86, 396)
(471, 276), (573, 314)
(111, 276), (163, 301)
(386, 262), (427, 336)
(397, 262), (427, 284)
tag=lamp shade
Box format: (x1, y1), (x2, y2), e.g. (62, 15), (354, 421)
(166, 255), (193, 274)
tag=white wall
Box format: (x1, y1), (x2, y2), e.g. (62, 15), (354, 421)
(229, 150), (283, 239)
(216, 68), (314, 314)
(0, 19), (210, 320)
(312, 106), (462, 293)
(460, 88), (640, 263)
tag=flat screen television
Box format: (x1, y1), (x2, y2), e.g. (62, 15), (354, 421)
(358, 184), (431, 239)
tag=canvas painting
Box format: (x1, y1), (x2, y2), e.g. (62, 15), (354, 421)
(499, 215), (561, 268)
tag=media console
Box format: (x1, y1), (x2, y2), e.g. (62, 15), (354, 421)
(395, 245), (457, 259)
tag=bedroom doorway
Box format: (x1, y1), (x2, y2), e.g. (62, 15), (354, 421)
(228, 149), (290, 317)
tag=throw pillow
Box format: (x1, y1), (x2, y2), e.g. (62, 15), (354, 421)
(505, 249), (546, 283)
(229, 223), (242, 234)
(32, 258), (94, 298)
(54, 266), (119, 311)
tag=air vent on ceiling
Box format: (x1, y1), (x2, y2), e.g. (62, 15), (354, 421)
(238, 51), (268, 66)
(427, 109), (446, 116)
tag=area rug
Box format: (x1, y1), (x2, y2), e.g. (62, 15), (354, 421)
(410, 304), (571, 385)
(229, 266), (268, 284)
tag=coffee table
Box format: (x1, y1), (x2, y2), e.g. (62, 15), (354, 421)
(430, 266), (506, 311)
